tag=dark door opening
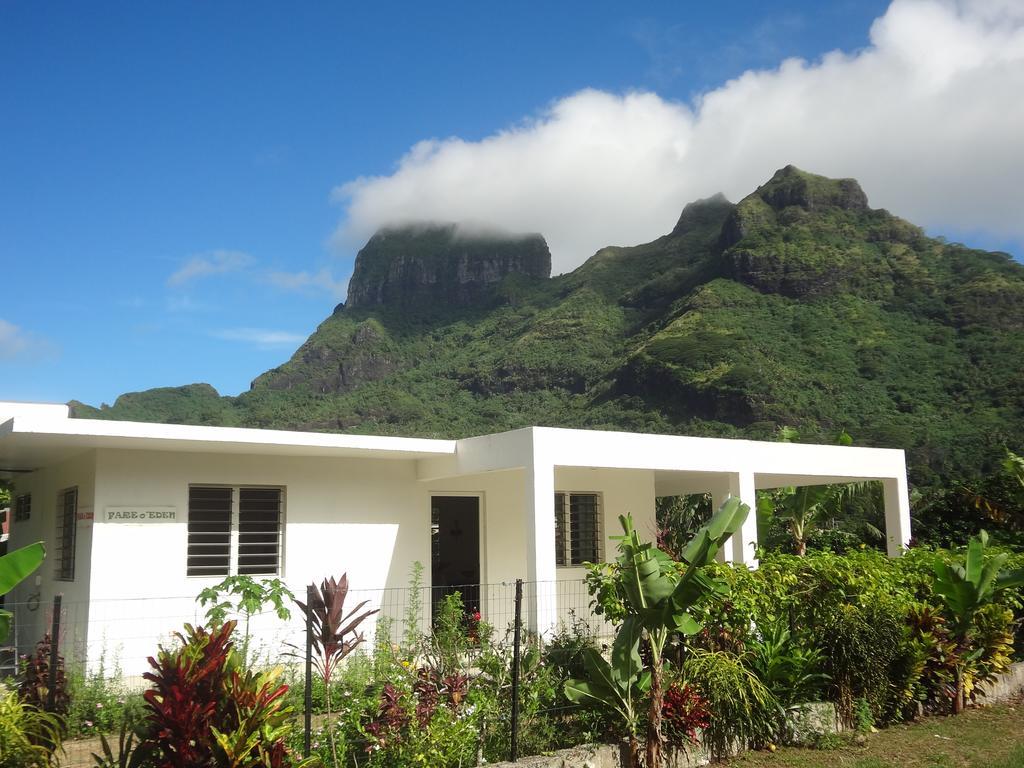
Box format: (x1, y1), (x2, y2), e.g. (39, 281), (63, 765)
(430, 495), (481, 621)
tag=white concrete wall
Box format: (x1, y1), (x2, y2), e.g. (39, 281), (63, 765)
(428, 469), (525, 585)
(553, 467), (656, 579)
(7, 450), (96, 663)
(422, 467), (652, 634)
(83, 452), (656, 674)
(89, 448), (430, 675)
(0, 401), (70, 424)
(553, 467), (655, 637)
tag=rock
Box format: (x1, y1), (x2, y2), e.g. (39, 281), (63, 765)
(758, 165), (868, 212)
(670, 193), (733, 237)
(345, 223), (551, 311)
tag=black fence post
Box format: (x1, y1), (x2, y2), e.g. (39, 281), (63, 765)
(46, 594), (62, 712)
(509, 578), (523, 762)
(304, 584), (314, 758)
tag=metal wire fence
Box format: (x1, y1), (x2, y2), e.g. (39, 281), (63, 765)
(0, 577), (616, 767)
(4, 578), (613, 684)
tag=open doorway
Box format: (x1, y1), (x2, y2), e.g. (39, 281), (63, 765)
(430, 495), (481, 621)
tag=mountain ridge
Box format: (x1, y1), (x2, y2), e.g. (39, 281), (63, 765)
(70, 167), (1024, 487)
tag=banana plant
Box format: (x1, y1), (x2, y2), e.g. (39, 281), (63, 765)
(563, 617), (650, 763)
(0, 541), (45, 642)
(566, 497), (749, 768)
(932, 530), (1024, 712)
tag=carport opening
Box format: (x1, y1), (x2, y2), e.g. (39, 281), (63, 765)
(657, 482), (886, 558)
(757, 481), (886, 555)
(656, 493), (712, 559)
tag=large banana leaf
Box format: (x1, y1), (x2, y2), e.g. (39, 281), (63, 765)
(0, 541), (45, 593)
(565, 617), (649, 730)
(678, 496), (749, 567)
(610, 498), (749, 638)
(933, 530), (1024, 640)
(0, 541), (45, 642)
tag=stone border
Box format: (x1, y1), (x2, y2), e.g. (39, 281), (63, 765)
(977, 660), (1024, 705)
(486, 742), (709, 768)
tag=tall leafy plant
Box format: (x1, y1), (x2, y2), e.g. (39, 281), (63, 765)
(295, 574), (378, 767)
(141, 622), (234, 767)
(932, 530), (1024, 712)
(566, 497), (749, 768)
(18, 634), (69, 717)
(197, 575), (295, 662)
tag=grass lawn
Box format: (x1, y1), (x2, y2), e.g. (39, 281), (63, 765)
(728, 702), (1024, 768)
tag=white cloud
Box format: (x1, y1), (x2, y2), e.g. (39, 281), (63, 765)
(264, 268), (349, 300)
(0, 319), (32, 359)
(334, 0), (1024, 274)
(0, 319), (54, 361)
(168, 250), (253, 286)
(166, 295), (208, 313)
(212, 328), (307, 347)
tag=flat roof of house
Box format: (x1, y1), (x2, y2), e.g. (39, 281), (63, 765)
(0, 411), (457, 473)
(0, 402), (907, 491)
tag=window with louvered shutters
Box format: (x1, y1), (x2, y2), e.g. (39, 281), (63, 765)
(55, 487), (77, 581)
(187, 487), (232, 577)
(237, 488), (282, 575)
(554, 492), (602, 566)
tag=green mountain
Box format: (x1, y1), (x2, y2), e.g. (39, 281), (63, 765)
(72, 166), (1024, 487)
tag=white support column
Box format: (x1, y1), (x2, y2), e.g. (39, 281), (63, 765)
(883, 475), (912, 557)
(525, 444), (558, 637)
(710, 477), (735, 565)
(730, 471), (759, 568)
(711, 471), (759, 568)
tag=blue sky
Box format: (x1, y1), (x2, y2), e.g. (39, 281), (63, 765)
(2, 1), (1021, 407)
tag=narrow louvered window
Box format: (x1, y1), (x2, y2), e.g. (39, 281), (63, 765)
(187, 487), (233, 577)
(554, 492), (602, 566)
(15, 493), (31, 522)
(555, 493), (568, 566)
(237, 488), (282, 575)
(55, 487), (77, 581)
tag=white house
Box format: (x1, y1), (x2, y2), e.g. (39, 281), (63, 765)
(0, 401), (911, 675)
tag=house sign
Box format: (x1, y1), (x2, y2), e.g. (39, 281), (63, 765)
(103, 506), (177, 523)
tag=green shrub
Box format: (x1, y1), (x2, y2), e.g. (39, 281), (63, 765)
(543, 613), (598, 682)
(818, 600), (918, 726)
(746, 620), (829, 708)
(0, 683), (63, 768)
(65, 653), (144, 739)
(682, 649), (779, 759)
(970, 603), (1016, 700)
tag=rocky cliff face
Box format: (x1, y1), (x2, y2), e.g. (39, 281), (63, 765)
(343, 224), (551, 311)
(251, 319), (399, 394)
(717, 166), (896, 298)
